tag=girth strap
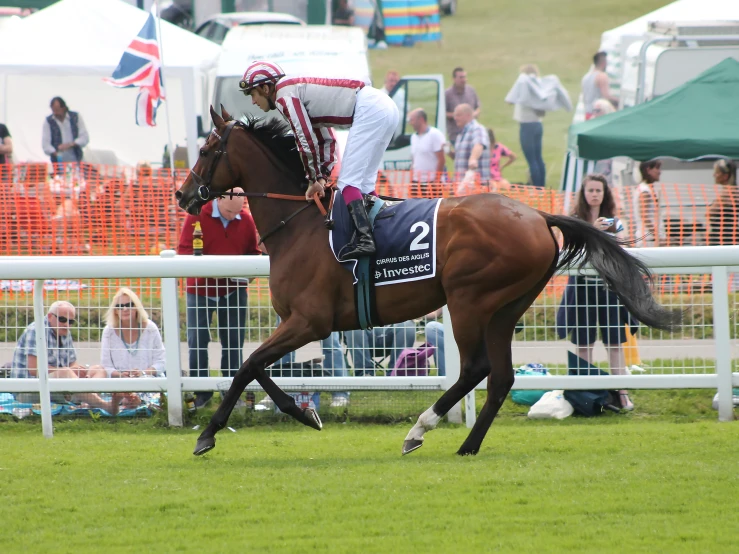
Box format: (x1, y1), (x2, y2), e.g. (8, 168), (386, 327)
(356, 198), (386, 330)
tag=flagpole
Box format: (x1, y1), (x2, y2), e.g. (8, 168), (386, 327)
(153, 0), (176, 182)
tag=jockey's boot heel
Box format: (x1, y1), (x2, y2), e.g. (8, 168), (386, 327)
(340, 199), (376, 261)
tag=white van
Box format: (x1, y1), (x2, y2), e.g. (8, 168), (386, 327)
(209, 24), (370, 129)
(208, 24), (446, 174)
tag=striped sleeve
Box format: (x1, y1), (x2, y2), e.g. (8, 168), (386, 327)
(316, 127), (337, 178)
(276, 95), (322, 181)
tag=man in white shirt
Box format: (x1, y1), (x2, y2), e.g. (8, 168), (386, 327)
(409, 108), (446, 184)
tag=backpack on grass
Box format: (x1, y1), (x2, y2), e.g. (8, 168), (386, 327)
(391, 343), (435, 376)
(564, 351), (620, 417)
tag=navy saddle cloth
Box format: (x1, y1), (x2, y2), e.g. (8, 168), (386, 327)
(329, 190), (441, 286)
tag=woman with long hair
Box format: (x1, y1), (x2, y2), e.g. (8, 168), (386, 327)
(633, 159), (662, 246)
(100, 287), (165, 379)
(708, 158), (738, 245)
(559, 174), (634, 410)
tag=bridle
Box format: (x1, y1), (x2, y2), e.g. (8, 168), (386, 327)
(189, 120), (239, 203)
(188, 119), (336, 244)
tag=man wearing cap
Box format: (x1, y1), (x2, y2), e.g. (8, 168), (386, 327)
(239, 61), (399, 260)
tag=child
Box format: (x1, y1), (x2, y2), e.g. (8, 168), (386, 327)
(487, 128), (517, 188)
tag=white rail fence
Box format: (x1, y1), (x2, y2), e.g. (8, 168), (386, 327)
(2, 247), (738, 438)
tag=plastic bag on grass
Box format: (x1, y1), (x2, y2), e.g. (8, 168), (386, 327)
(528, 390), (574, 420)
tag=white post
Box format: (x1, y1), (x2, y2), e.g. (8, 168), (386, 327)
(443, 305), (463, 424)
(465, 389), (476, 428)
(153, 1), (177, 178)
(33, 280), (53, 438)
(711, 266), (734, 422)
(161, 250), (184, 426)
(181, 67), (200, 173)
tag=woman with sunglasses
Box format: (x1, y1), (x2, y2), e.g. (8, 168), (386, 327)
(100, 288), (165, 379)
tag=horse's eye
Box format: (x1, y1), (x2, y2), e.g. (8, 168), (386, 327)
(199, 149), (207, 157)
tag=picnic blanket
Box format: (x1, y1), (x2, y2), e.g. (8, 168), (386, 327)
(0, 392), (159, 418)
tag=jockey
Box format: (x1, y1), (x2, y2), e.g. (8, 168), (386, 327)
(240, 60), (400, 260)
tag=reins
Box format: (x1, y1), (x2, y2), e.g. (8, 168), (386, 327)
(222, 184), (338, 245)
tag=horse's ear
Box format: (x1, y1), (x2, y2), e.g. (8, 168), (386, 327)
(210, 105), (225, 128)
(220, 104), (232, 122)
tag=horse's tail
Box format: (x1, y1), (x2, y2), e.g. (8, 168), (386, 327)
(541, 212), (681, 332)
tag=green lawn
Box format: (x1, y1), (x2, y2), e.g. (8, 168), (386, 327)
(370, 0), (671, 188)
(1, 416), (738, 553)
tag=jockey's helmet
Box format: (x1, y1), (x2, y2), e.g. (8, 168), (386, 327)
(239, 61), (285, 93)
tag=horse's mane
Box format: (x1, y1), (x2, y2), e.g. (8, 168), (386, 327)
(235, 116), (306, 184)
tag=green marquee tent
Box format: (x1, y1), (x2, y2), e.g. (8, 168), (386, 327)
(567, 57), (739, 162)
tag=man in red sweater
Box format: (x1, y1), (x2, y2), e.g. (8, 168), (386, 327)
(178, 188), (261, 407)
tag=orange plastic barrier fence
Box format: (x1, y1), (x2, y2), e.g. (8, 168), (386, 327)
(0, 163), (735, 298)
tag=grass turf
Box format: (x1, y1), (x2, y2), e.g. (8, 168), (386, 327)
(1, 400), (738, 553)
(369, 0), (671, 188)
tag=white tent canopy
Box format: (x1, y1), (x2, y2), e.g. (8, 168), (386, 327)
(0, 0), (220, 166)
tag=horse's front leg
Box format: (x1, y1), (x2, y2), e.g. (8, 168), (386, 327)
(193, 316), (321, 455)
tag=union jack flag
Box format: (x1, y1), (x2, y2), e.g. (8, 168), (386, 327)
(105, 9), (165, 127)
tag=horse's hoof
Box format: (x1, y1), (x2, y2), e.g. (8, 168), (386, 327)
(402, 439), (423, 456)
(193, 436), (216, 456)
(456, 448), (478, 456)
(303, 408), (323, 431)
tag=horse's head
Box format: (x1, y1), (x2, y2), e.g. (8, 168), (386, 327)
(175, 105), (241, 215)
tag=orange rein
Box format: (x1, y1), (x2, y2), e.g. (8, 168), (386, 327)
(262, 181), (337, 216)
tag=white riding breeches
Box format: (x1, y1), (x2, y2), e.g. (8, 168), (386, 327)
(337, 86), (400, 194)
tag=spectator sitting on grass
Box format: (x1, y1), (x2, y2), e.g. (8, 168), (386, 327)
(11, 300), (123, 413)
(100, 287), (165, 378)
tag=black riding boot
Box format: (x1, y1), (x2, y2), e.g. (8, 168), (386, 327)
(340, 199), (377, 261)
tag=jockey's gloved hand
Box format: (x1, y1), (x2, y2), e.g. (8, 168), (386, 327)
(305, 178), (327, 201)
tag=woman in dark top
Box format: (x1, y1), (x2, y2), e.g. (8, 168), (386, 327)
(557, 173), (634, 410)
(707, 159), (738, 246)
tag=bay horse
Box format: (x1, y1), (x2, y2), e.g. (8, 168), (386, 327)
(175, 106), (680, 457)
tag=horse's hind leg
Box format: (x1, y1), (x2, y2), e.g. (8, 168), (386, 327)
(194, 316), (322, 456)
(455, 317), (516, 456)
(456, 269), (556, 456)
(402, 309), (492, 455)
(402, 340), (489, 455)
